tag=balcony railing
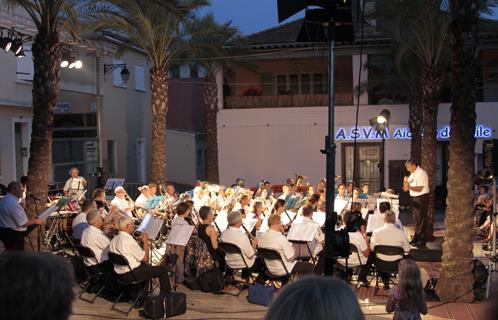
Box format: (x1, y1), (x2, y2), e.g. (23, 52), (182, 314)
(225, 93), (354, 109)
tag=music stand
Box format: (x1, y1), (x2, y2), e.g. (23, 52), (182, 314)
(104, 179), (125, 191)
(137, 213), (164, 241)
(144, 196), (165, 210)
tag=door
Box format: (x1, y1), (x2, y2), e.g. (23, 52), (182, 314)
(342, 143), (383, 193)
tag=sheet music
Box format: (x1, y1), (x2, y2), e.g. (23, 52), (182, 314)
(360, 208), (369, 220)
(259, 216), (269, 233)
(166, 224), (195, 246)
(312, 211), (326, 227)
(213, 210), (228, 232)
(39, 205), (59, 221)
(376, 199), (400, 219)
(144, 196), (165, 209)
(137, 213), (164, 239)
(282, 210), (297, 225)
(334, 197), (350, 215)
(241, 217), (258, 233)
(366, 213), (384, 233)
(287, 222), (319, 242)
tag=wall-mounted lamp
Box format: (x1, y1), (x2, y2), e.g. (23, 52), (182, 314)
(104, 63), (130, 83)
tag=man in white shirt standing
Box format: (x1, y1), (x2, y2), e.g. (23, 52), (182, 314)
(109, 216), (171, 294)
(0, 182), (43, 251)
(259, 214), (314, 277)
(403, 159), (430, 247)
(220, 211), (258, 272)
(63, 167), (87, 201)
(81, 210), (112, 272)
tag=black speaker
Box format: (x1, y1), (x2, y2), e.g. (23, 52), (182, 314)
(483, 139), (498, 175)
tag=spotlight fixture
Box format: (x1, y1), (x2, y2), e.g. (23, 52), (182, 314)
(73, 59), (83, 69)
(0, 35), (12, 51)
(10, 38), (23, 55)
(60, 51), (70, 67)
(369, 109), (391, 132)
(15, 48), (25, 58)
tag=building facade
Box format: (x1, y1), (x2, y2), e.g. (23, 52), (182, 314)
(217, 18), (498, 202)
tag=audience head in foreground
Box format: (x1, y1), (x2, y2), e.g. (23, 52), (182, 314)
(0, 252), (75, 320)
(265, 277), (364, 320)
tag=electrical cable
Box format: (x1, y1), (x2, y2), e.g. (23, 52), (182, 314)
(352, 0), (367, 189)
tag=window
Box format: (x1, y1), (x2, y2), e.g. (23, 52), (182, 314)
(134, 65), (146, 91)
(486, 61), (498, 81)
(197, 66), (207, 78)
(112, 59), (126, 88)
(276, 75), (287, 95)
(179, 65), (190, 79)
(301, 74), (310, 94)
(313, 73), (324, 94)
(289, 74), (299, 94)
(16, 44), (33, 81)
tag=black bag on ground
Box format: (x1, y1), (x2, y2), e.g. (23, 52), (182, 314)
(183, 276), (200, 291)
(473, 259), (489, 301)
(198, 269), (224, 293)
(143, 292), (187, 319)
(66, 254), (88, 284)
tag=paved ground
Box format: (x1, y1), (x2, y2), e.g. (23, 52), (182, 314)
(69, 210), (498, 320)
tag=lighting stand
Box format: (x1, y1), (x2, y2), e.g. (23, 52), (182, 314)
(486, 176), (497, 298)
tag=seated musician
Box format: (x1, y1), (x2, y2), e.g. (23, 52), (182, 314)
(359, 183), (370, 199)
(109, 216), (171, 294)
(258, 214), (314, 277)
(336, 184), (349, 201)
(337, 211), (370, 284)
(164, 184), (178, 201)
(0, 182), (43, 251)
(80, 210), (112, 272)
(307, 193), (320, 211)
(72, 199), (97, 240)
(92, 188), (110, 215)
(170, 201), (194, 284)
(134, 185), (150, 209)
(233, 193), (251, 217)
(172, 202), (193, 226)
(111, 186), (133, 217)
(352, 188), (361, 203)
(220, 211), (259, 272)
(198, 206), (221, 263)
(291, 205), (324, 258)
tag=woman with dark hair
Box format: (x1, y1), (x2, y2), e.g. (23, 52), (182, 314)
(265, 277), (364, 320)
(386, 259), (427, 319)
(271, 198), (286, 215)
(198, 206), (219, 261)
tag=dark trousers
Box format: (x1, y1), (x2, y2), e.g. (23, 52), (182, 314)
(120, 264), (171, 294)
(358, 253), (389, 284)
(411, 193), (429, 243)
(291, 261), (314, 275)
(0, 227), (29, 251)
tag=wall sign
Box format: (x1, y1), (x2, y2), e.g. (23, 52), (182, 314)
(335, 124), (493, 141)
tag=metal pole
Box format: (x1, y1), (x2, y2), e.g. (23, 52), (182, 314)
(324, 23), (337, 276)
(96, 56), (103, 168)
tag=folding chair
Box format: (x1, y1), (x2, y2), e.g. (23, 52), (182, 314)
(108, 252), (150, 316)
(76, 245), (108, 303)
(337, 243), (365, 285)
(218, 242), (255, 296)
(257, 247), (291, 288)
(289, 240), (317, 264)
(373, 245), (405, 295)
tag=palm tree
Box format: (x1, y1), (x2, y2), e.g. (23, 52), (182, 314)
(181, 14), (248, 183)
(95, 0), (208, 184)
(2, 0), (105, 217)
(375, 0), (451, 240)
(436, 0), (496, 302)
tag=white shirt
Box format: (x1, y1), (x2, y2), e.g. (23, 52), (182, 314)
(370, 223), (411, 261)
(81, 225), (110, 266)
(338, 232), (368, 267)
(407, 166), (429, 197)
(72, 212), (88, 240)
(171, 216), (189, 227)
(111, 196), (131, 213)
(259, 229), (296, 276)
(289, 216), (324, 257)
(135, 194), (148, 208)
(63, 176), (87, 200)
(220, 226), (255, 269)
(0, 193), (28, 231)
(109, 231), (145, 274)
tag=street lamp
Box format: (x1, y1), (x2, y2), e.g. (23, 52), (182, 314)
(370, 109), (391, 190)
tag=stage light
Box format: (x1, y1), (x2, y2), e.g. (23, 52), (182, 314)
(120, 66), (130, 82)
(369, 109), (391, 132)
(60, 51), (70, 67)
(73, 59), (83, 69)
(10, 38), (23, 55)
(0, 36), (12, 51)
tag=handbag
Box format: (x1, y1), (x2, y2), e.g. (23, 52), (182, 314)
(247, 283), (276, 306)
(143, 292), (187, 319)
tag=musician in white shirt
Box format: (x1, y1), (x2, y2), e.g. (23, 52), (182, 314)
(134, 185), (150, 208)
(220, 211), (257, 270)
(72, 199), (96, 240)
(403, 159), (430, 247)
(258, 214), (314, 277)
(80, 210), (111, 271)
(63, 167), (87, 200)
(109, 216), (171, 294)
(289, 205), (324, 258)
(232, 193), (251, 217)
(111, 186), (133, 217)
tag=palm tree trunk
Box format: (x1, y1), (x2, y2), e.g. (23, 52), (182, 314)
(25, 32), (62, 218)
(420, 66), (441, 241)
(436, 0), (479, 303)
(408, 98), (422, 164)
(150, 68), (168, 185)
(203, 75), (220, 184)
